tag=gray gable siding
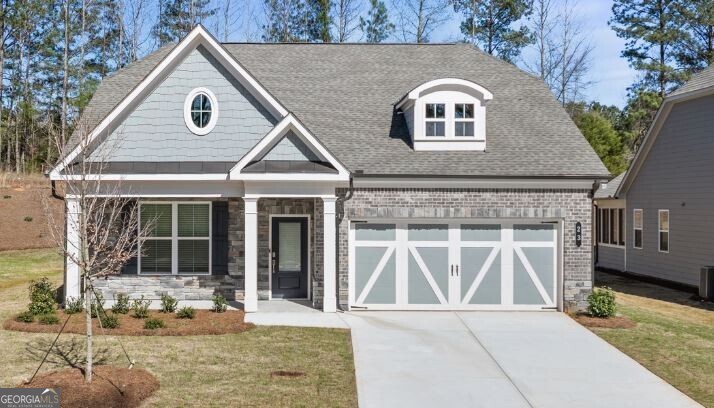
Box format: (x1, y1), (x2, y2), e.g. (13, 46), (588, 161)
(261, 130), (321, 161)
(625, 95), (714, 287)
(91, 46), (277, 162)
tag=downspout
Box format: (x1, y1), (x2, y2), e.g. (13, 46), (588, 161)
(590, 180), (602, 292)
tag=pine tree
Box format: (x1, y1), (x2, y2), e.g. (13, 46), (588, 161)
(453, 0), (533, 63)
(305, 0), (333, 42)
(153, 0), (217, 46)
(360, 0), (394, 43)
(610, 0), (687, 96)
(674, 0), (714, 73)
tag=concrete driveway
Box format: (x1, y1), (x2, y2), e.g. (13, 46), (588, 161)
(340, 311), (701, 408)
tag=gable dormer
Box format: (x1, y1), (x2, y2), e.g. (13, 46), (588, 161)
(396, 78), (493, 151)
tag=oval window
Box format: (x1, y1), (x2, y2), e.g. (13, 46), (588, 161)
(184, 88), (218, 135)
(191, 93), (212, 128)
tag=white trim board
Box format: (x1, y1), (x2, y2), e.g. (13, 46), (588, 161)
(230, 113), (350, 181)
(50, 24), (288, 180)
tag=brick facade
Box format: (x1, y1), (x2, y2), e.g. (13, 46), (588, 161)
(96, 188), (592, 311)
(336, 188), (594, 311)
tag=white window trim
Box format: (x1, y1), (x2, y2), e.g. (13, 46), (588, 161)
(658, 209), (669, 253)
(633, 209), (643, 249)
(184, 87), (219, 135)
(598, 208), (625, 248)
(138, 201), (212, 275)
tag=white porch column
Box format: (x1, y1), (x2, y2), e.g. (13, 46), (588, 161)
(322, 196), (338, 313)
(243, 197), (259, 312)
(64, 197), (81, 302)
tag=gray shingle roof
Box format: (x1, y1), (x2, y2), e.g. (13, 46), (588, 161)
(594, 173), (624, 199)
(669, 66), (714, 97)
(64, 42), (608, 178)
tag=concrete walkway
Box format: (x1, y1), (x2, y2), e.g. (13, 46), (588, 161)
(340, 311), (702, 408)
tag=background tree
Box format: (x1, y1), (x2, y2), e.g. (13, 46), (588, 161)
(571, 107), (629, 174)
(454, 0), (533, 62)
(305, 0), (333, 42)
(610, 0), (687, 97)
(674, 0), (714, 72)
(360, 0), (394, 43)
(263, 0), (306, 42)
(333, 0), (362, 42)
(153, 0), (217, 46)
(391, 0), (451, 43)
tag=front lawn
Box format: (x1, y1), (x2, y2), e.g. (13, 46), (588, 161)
(0, 249), (358, 407)
(593, 271), (714, 407)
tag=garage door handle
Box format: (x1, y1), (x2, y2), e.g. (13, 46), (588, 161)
(450, 265), (454, 276)
(456, 265), (459, 276)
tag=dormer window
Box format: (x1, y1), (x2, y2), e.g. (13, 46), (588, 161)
(454, 104), (475, 137)
(397, 78), (492, 151)
(425, 104), (446, 137)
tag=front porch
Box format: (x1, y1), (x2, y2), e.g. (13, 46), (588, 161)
(66, 195), (339, 313)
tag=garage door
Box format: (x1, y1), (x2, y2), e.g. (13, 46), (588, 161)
(349, 221), (559, 310)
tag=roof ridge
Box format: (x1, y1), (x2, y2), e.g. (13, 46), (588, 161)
(222, 42), (461, 46)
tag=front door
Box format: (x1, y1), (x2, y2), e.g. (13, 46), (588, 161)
(271, 217), (308, 299)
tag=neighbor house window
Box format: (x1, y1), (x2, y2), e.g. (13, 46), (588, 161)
(184, 87), (218, 135)
(598, 208), (624, 247)
(659, 210), (669, 253)
(425, 103), (446, 137)
(633, 209), (643, 249)
(454, 103), (475, 137)
(139, 202), (211, 275)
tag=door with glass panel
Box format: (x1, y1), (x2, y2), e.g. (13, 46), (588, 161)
(271, 217), (308, 299)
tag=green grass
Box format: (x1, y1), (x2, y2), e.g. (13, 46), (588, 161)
(0, 249), (358, 407)
(591, 291), (714, 407)
(0, 248), (62, 291)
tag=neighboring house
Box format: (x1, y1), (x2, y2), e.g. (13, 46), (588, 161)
(595, 68), (714, 290)
(51, 26), (609, 313)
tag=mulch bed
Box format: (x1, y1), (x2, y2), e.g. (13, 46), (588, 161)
(4, 310), (254, 336)
(571, 313), (637, 329)
(21, 365), (159, 408)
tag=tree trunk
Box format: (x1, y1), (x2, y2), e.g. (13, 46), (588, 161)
(85, 282), (93, 383)
(62, 0), (70, 150)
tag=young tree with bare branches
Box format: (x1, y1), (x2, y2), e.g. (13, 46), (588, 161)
(391, 0), (450, 43)
(44, 122), (153, 383)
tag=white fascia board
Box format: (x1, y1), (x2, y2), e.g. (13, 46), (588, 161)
(353, 177), (600, 189)
(50, 25), (288, 178)
(243, 180), (344, 198)
(52, 173), (230, 181)
(395, 78), (494, 110)
(594, 198), (626, 209)
(230, 113), (350, 181)
(66, 180), (244, 198)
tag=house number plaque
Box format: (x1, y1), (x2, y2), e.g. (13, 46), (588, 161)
(575, 222), (582, 247)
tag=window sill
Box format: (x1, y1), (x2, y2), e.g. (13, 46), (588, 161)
(598, 243), (625, 249)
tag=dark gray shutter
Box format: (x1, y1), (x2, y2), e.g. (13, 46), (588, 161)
(212, 201), (229, 275)
(121, 201), (138, 275)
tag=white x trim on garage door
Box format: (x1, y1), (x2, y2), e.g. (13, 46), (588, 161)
(348, 221), (560, 311)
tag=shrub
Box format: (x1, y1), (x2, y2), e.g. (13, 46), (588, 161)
(211, 295), (228, 313)
(64, 297), (84, 314)
(99, 313), (120, 329)
(132, 296), (151, 319)
(160, 294), (178, 313)
(28, 278), (56, 315)
(38, 314), (60, 325)
(16, 311), (34, 323)
(176, 306), (196, 319)
(111, 294), (130, 314)
(587, 287), (617, 318)
(3, 195), (10, 199)
(90, 293), (106, 318)
(144, 317), (165, 330)
(23, 216), (33, 222)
